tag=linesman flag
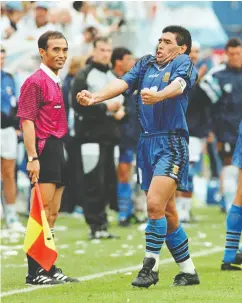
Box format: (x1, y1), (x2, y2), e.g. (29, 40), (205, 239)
(24, 184), (57, 271)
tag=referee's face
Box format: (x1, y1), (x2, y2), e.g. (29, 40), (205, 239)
(40, 38), (68, 74)
(157, 32), (182, 64)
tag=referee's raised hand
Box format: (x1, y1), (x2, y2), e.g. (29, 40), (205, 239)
(76, 90), (95, 106)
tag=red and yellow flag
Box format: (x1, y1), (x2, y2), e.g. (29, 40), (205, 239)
(24, 184), (58, 271)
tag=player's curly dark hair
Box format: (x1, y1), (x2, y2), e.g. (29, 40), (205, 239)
(162, 25), (192, 55)
(225, 38), (241, 50)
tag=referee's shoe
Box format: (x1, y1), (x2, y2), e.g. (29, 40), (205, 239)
(44, 266), (80, 282)
(26, 268), (65, 285)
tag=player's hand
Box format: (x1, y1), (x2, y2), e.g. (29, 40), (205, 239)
(141, 89), (159, 105)
(76, 90), (95, 106)
(113, 106), (126, 120)
(27, 160), (40, 184)
(106, 101), (122, 112)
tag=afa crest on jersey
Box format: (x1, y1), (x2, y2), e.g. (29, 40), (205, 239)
(162, 72), (170, 82)
(172, 164), (180, 175)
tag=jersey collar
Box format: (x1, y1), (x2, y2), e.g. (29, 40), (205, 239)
(40, 63), (61, 84)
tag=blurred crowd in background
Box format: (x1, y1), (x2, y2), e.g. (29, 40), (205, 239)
(1, 1), (242, 238)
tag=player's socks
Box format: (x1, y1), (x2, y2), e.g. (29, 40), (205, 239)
(145, 217), (167, 262)
(223, 165), (238, 212)
(166, 225), (195, 274)
(223, 204), (242, 264)
(182, 197), (192, 222)
(117, 183), (132, 223)
(176, 197), (191, 223)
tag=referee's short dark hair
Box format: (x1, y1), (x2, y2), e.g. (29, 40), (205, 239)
(225, 38), (241, 50)
(162, 25), (192, 55)
(38, 31), (68, 50)
(111, 47), (132, 67)
(93, 37), (112, 48)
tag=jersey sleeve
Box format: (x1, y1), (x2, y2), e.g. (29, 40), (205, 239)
(121, 59), (142, 94)
(169, 55), (198, 89)
(17, 79), (42, 122)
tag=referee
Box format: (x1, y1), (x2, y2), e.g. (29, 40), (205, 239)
(17, 31), (79, 285)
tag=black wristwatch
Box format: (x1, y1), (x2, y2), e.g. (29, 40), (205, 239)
(28, 156), (39, 162)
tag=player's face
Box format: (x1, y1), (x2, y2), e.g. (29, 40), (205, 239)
(93, 41), (112, 65)
(157, 32), (183, 63)
(190, 46), (200, 65)
(121, 54), (135, 73)
(40, 38), (68, 74)
(0, 51), (6, 69)
(226, 46), (242, 69)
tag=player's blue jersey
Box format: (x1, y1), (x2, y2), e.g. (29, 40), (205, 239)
(239, 120), (242, 135)
(1, 70), (16, 116)
(232, 120), (242, 168)
(122, 54), (198, 141)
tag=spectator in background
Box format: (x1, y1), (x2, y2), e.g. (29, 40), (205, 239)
(0, 1), (23, 40)
(15, 1), (55, 41)
(0, 46), (25, 232)
(72, 1), (119, 39)
(58, 8), (74, 42)
(111, 47), (141, 226)
(71, 37), (123, 239)
(48, 7), (61, 30)
(62, 56), (84, 120)
(80, 26), (98, 58)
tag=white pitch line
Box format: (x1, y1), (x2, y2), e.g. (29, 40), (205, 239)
(0, 246), (223, 298)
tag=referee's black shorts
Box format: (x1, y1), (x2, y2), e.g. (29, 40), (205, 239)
(37, 136), (69, 187)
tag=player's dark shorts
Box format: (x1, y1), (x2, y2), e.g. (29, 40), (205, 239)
(217, 141), (236, 162)
(232, 133), (242, 169)
(119, 147), (135, 164)
(136, 131), (189, 192)
(37, 136), (69, 186)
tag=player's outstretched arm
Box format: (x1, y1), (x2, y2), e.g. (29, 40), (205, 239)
(76, 79), (128, 106)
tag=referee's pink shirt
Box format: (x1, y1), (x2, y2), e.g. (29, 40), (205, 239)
(17, 63), (68, 155)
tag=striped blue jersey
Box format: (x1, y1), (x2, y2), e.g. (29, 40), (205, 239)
(199, 64), (242, 143)
(122, 54), (198, 140)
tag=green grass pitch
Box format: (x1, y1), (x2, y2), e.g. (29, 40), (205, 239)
(1, 206), (241, 303)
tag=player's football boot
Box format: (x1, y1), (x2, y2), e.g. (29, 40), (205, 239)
(26, 268), (65, 285)
(221, 252), (242, 270)
(131, 257), (159, 288)
(172, 271), (200, 286)
(44, 266), (80, 282)
(89, 230), (120, 240)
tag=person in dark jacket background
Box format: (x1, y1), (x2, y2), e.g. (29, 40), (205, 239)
(71, 37), (123, 239)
